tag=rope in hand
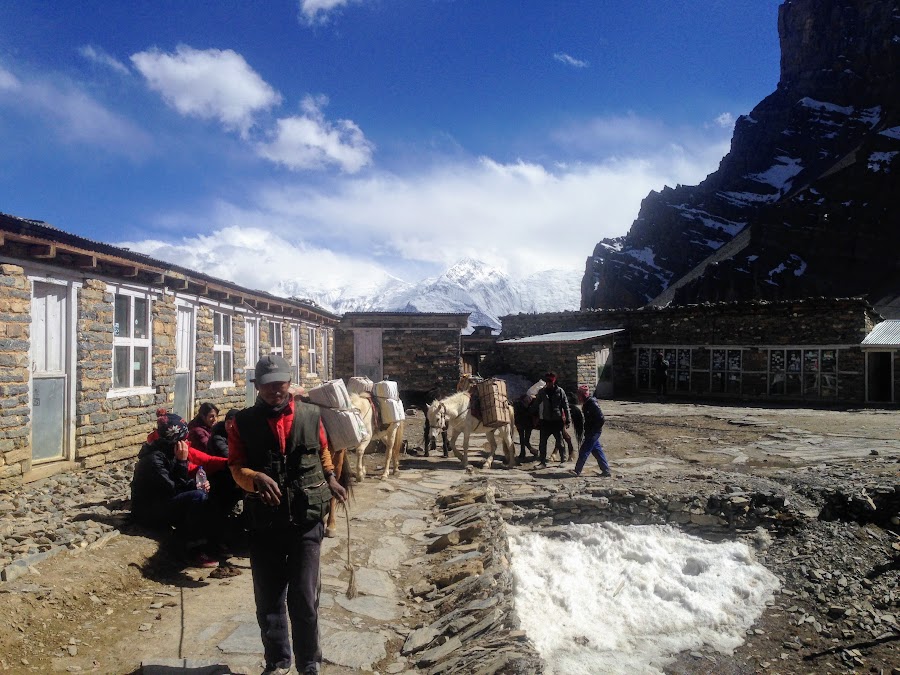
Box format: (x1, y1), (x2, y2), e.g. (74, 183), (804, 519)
(343, 500), (358, 599)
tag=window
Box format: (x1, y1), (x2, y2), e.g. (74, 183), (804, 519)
(307, 326), (318, 376)
(291, 324), (301, 382)
(769, 348), (837, 398)
(112, 292), (152, 389)
(269, 321), (283, 356)
(636, 347), (688, 392)
(711, 348), (743, 394)
(213, 311), (233, 383)
(321, 329), (329, 379)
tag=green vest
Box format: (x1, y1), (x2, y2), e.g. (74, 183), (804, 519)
(235, 400), (331, 528)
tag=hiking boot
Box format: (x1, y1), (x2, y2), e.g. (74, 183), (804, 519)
(600, 471), (612, 478)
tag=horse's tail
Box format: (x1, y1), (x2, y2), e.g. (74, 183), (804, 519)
(339, 448), (354, 501)
(572, 405), (585, 446)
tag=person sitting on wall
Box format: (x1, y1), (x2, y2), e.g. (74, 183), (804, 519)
(130, 412), (218, 568)
(188, 402), (219, 451)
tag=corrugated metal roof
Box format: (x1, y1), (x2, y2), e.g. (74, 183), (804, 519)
(497, 329), (625, 345)
(862, 320), (900, 347)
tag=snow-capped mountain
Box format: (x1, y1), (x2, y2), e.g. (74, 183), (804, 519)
(277, 258), (581, 330)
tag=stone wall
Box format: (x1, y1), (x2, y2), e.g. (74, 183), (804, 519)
(382, 329), (461, 397)
(0, 265), (31, 487)
(496, 299), (876, 402)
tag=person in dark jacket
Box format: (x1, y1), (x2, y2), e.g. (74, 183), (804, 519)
(208, 408), (239, 457)
(654, 351), (670, 396)
(130, 412), (217, 567)
(534, 372), (572, 468)
(573, 384), (611, 477)
(188, 402), (219, 451)
(228, 355), (348, 675)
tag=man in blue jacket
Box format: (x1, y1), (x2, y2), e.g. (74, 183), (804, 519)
(573, 385), (612, 477)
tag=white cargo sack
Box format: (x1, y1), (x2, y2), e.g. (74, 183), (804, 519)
(320, 406), (368, 451)
(525, 379), (546, 398)
(307, 379), (352, 410)
(378, 396), (406, 424)
(347, 376), (374, 395)
(373, 380), (400, 400)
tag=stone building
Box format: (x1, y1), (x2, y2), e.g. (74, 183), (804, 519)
(492, 298), (890, 404)
(334, 312), (469, 404)
(0, 213), (339, 490)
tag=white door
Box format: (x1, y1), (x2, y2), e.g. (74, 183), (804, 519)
(245, 318), (259, 406)
(174, 305), (195, 420)
(31, 282), (69, 462)
(594, 347), (614, 398)
(354, 328), (383, 381)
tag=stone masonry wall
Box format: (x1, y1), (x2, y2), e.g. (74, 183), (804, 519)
(0, 265), (31, 487)
(75, 284), (169, 470)
(193, 305), (245, 416)
(333, 327), (354, 384)
(382, 329), (461, 397)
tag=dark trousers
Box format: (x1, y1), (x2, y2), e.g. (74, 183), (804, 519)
(575, 432), (609, 474)
(249, 520), (324, 672)
(164, 489), (209, 544)
(538, 420), (565, 463)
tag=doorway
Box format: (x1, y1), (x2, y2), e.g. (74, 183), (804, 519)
(174, 305), (195, 420)
(30, 281), (72, 463)
(353, 328), (383, 382)
(866, 351), (893, 403)
(594, 347), (613, 398)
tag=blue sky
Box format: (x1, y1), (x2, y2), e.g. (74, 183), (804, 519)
(0, 0), (783, 297)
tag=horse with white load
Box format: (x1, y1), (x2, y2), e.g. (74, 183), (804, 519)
(427, 387), (516, 469)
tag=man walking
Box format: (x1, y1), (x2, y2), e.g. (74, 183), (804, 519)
(228, 355), (348, 675)
(654, 351), (669, 397)
(534, 372), (572, 467)
(574, 384), (611, 477)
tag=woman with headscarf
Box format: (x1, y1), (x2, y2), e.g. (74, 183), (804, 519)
(130, 411), (218, 567)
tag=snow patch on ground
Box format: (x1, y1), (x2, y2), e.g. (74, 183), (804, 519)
(509, 523), (779, 675)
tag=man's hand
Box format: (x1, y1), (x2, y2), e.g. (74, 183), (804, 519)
(328, 475), (348, 503)
(174, 440), (189, 461)
(252, 472), (282, 506)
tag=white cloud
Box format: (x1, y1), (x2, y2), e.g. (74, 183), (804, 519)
(130, 45), (281, 136)
(122, 125), (728, 293)
(0, 63), (150, 155)
(553, 52), (589, 68)
(299, 0), (359, 23)
(256, 94), (374, 173)
(0, 65), (21, 91)
(78, 45), (130, 75)
(715, 112), (735, 128)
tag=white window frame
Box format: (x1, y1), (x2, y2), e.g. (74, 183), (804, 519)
(269, 320), (283, 357)
(321, 328), (329, 379)
(291, 324), (301, 383)
(213, 311), (234, 386)
(110, 289), (154, 396)
(307, 326), (318, 377)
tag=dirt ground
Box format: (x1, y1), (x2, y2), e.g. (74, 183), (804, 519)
(1, 399), (898, 673)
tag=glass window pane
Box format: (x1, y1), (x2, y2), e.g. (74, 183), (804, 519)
(134, 346), (149, 386)
(804, 350), (819, 372)
(712, 372), (725, 393)
(770, 350), (785, 372)
(214, 313), (222, 345)
(727, 350), (742, 371)
(133, 297), (148, 339)
(726, 373), (742, 394)
(677, 349), (691, 370)
(786, 373), (801, 395)
(770, 373), (785, 395)
(787, 350), (802, 373)
(114, 345), (130, 388)
(214, 351), (223, 381)
(712, 349), (726, 371)
(114, 295), (130, 338)
(638, 348), (650, 369)
(822, 350), (837, 372)
(223, 315), (231, 345)
(803, 373), (819, 396)
(224, 351), (232, 381)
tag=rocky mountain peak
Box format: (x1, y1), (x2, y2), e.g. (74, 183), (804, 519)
(582, 0), (900, 314)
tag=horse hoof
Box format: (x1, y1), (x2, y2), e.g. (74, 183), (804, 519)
(325, 527), (336, 538)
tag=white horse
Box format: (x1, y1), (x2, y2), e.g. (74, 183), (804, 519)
(429, 391), (515, 469)
(348, 392), (405, 482)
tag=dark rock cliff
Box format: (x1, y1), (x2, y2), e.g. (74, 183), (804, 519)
(582, 0), (900, 315)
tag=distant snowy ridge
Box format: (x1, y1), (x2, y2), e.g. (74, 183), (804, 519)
(276, 258), (581, 330)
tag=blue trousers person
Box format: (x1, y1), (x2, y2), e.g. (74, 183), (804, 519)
(574, 431), (610, 475)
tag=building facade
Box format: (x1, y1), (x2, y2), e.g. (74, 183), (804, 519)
(494, 298), (886, 403)
(0, 213), (339, 490)
(334, 312), (469, 404)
